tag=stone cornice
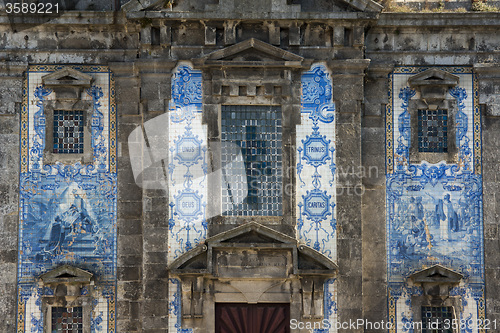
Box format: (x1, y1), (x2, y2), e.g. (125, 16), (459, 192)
(0, 11), (128, 26)
(473, 63), (500, 76)
(126, 10), (380, 21)
(327, 59), (371, 75)
(378, 12), (500, 27)
(367, 62), (395, 78)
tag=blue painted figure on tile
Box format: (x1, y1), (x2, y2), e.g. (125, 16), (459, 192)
(390, 180), (481, 269)
(41, 186), (98, 256)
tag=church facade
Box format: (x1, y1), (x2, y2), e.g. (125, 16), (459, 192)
(0, 0), (499, 332)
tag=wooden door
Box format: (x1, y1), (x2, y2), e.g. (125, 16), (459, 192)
(215, 303), (290, 333)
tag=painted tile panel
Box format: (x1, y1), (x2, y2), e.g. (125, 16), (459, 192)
(167, 63), (204, 333)
(167, 63), (207, 264)
(386, 67), (484, 333)
(296, 64), (337, 332)
(17, 65), (116, 333)
(296, 64), (336, 259)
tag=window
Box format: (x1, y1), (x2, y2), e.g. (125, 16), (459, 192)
(421, 306), (453, 333)
(41, 67), (93, 164)
(43, 105), (92, 164)
(53, 110), (85, 154)
(221, 105), (282, 216)
(407, 68), (460, 164)
(51, 306), (84, 333)
(417, 109), (448, 153)
(40, 265), (92, 333)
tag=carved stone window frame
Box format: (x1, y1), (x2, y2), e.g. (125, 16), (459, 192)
(192, 38), (312, 232)
(39, 265), (93, 333)
(43, 103), (94, 164)
(408, 264), (464, 333)
(409, 99), (458, 164)
(41, 67), (94, 165)
(408, 69), (460, 164)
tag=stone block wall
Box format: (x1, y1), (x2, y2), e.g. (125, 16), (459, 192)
(0, 2), (498, 332)
(0, 64), (24, 333)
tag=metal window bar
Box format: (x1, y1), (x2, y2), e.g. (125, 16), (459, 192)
(221, 105), (283, 216)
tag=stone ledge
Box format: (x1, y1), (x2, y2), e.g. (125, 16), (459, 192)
(379, 12), (500, 26)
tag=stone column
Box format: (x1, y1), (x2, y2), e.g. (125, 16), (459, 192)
(475, 63), (500, 326)
(328, 59), (369, 333)
(138, 61), (176, 332)
(110, 61), (144, 333)
(362, 63), (393, 332)
(0, 62), (25, 332)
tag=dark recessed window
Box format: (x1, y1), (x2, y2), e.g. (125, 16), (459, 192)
(51, 306), (83, 333)
(53, 110), (84, 154)
(151, 26), (161, 45)
(418, 109), (448, 153)
(421, 306), (453, 333)
(344, 28), (353, 47)
(221, 105), (282, 216)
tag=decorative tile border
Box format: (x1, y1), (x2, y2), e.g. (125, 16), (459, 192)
(167, 63), (207, 263)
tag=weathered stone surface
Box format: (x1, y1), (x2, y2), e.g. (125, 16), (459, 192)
(1, 1), (500, 332)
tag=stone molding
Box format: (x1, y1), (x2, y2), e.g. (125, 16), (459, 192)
(168, 222), (337, 322)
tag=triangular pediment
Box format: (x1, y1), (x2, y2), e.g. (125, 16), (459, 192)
(209, 221), (296, 244)
(408, 69), (460, 88)
(204, 39), (303, 62)
(169, 222), (337, 276)
(177, 251), (208, 270)
(193, 38), (311, 68)
(297, 245), (338, 273)
(40, 265), (93, 285)
(42, 67), (93, 87)
(408, 264), (463, 284)
(221, 230), (284, 243)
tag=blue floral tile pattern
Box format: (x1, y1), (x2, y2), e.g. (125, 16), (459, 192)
(167, 63), (205, 332)
(297, 64), (337, 332)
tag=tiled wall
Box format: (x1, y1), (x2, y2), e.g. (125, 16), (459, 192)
(17, 65), (116, 333)
(167, 63), (206, 333)
(386, 67), (484, 332)
(296, 64), (338, 331)
(167, 62), (339, 332)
